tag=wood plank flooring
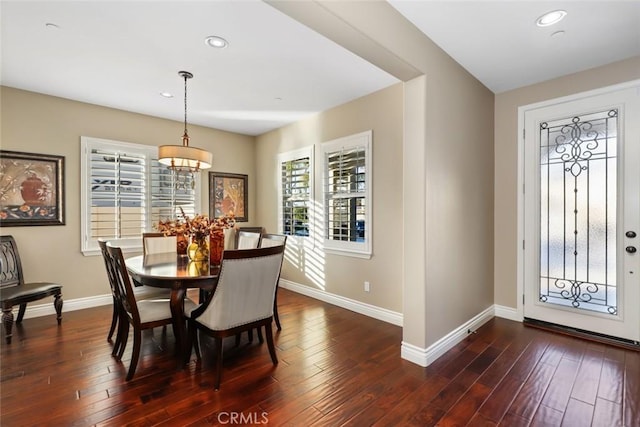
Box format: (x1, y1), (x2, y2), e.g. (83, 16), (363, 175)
(1, 289), (638, 426)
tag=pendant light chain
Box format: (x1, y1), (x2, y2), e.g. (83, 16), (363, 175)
(183, 73), (188, 139)
(181, 71), (192, 147)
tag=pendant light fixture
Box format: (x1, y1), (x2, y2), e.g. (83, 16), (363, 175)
(158, 71), (213, 185)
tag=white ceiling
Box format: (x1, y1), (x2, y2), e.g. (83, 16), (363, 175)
(389, 0), (640, 93)
(2, 1), (639, 137)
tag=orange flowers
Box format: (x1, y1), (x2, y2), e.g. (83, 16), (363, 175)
(155, 207), (236, 238)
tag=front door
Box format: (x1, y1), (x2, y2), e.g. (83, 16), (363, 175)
(523, 83), (640, 343)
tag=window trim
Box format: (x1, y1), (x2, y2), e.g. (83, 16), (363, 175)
(320, 130), (372, 258)
(277, 146), (314, 240)
(80, 136), (201, 256)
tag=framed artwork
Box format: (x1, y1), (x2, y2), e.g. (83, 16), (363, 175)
(209, 172), (248, 222)
(0, 150), (65, 226)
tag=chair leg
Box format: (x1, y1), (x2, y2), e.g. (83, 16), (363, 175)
(2, 307), (14, 344)
(257, 327), (264, 344)
(116, 319), (129, 360)
(265, 322), (278, 365)
(107, 299), (118, 342)
(273, 290), (282, 331)
(247, 329), (254, 343)
(54, 293), (63, 325)
(184, 319), (197, 365)
(214, 336), (224, 391)
(126, 328), (142, 381)
(16, 304), (27, 323)
(193, 326), (201, 361)
(112, 314), (125, 357)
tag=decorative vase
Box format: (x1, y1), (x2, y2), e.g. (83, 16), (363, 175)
(187, 260), (209, 276)
(176, 233), (188, 255)
(210, 232), (225, 266)
(187, 233), (209, 262)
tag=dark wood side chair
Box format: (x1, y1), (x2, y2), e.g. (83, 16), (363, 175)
(98, 239), (123, 354)
(185, 245), (285, 390)
(259, 233), (288, 331)
(106, 242), (196, 380)
(0, 235), (63, 344)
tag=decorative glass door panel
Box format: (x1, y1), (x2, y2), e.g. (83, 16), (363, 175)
(539, 110), (618, 315)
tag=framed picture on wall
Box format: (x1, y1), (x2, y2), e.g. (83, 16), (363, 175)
(0, 150), (65, 226)
(209, 172), (248, 222)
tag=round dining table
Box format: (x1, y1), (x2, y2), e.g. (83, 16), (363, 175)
(125, 252), (220, 361)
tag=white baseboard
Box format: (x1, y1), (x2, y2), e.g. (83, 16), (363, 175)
(18, 283), (515, 371)
(279, 279), (403, 326)
(11, 286), (168, 320)
(494, 304), (522, 322)
(13, 294), (113, 320)
(400, 305), (495, 367)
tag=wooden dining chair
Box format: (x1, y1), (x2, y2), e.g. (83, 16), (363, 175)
(98, 239), (122, 352)
(106, 242), (196, 380)
(234, 226), (263, 249)
(0, 235), (63, 344)
(259, 234), (287, 331)
(185, 245), (285, 390)
(237, 232), (261, 249)
(142, 232), (176, 256)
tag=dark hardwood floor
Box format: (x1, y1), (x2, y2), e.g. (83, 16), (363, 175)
(1, 289), (638, 426)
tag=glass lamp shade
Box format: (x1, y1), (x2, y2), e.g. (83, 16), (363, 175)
(158, 144), (213, 171)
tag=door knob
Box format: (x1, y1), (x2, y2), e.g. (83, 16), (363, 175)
(626, 231), (637, 238)
(626, 246), (637, 254)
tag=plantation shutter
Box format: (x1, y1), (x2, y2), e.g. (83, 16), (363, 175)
(150, 160), (196, 223)
(89, 148), (147, 240)
(325, 146), (366, 242)
(281, 156), (310, 236)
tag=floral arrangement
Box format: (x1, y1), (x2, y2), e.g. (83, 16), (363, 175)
(155, 207), (236, 239)
(155, 208), (236, 262)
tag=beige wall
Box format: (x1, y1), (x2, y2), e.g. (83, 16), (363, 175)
(0, 86), (255, 301)
(255, 84), (404, 312)
(270, 1), (496, 350)
(494, 56), (640, 308)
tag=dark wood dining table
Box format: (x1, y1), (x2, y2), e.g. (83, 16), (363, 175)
(125, 252), (219, 361)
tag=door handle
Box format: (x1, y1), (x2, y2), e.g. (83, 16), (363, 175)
(626, 231), (637, 238)
(626, 246), (637, 254)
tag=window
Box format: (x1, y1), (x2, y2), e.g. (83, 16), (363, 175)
(81, 137), (198, 255)
(278, 147), (313, 238)
(321, 130), (372, 258)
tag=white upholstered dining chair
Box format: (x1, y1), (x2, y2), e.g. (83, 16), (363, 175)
(185, 245), (285, 390)
(258, 233), (287, 330)
(236, 231), (261, 249)
(142, 232), (177, 256)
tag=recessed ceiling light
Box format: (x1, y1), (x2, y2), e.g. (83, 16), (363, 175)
(551, 30), (566, 38)
(204, 36), (228, 49)
(160, 92), (173, 98)
(45, 23), (60, 29)
(536, 10), (567, 27)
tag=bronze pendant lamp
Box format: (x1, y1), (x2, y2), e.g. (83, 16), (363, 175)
(158, 71), (213, 180)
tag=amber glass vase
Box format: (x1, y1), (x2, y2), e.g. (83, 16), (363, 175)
(187, 233), (209, 262)
(209, 232), (225, 266)
(176, 233), (189, 255)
